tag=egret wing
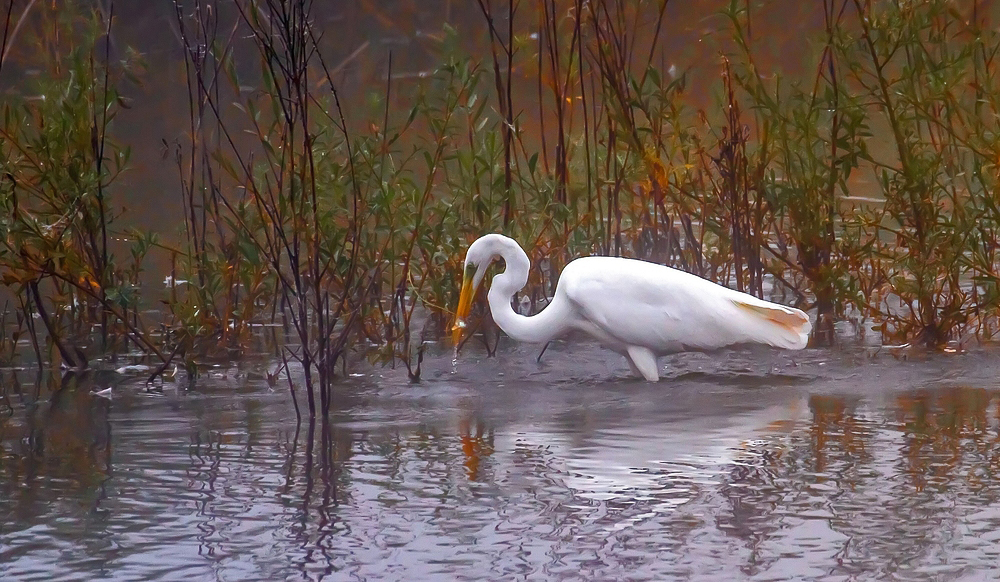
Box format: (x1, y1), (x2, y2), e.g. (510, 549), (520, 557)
(559, 257), (734, 352)
(559, 256), (808, 352)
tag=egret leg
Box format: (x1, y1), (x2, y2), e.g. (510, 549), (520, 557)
(536, 341), (551, 363)
(625, 345), (659, 382)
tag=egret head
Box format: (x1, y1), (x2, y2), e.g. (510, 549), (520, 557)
(452, 235), (505, 345)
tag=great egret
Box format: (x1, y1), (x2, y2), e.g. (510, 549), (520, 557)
(452, 234), (811, 381)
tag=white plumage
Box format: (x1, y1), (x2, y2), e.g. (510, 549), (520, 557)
(452, 234), (811, 381)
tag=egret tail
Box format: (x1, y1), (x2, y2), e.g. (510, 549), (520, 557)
(730, 298), (811, 350)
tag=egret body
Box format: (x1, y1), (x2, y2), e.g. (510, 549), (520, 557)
(452, 234), (811, 381)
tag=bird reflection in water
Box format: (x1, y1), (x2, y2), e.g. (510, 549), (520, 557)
(459, 416), (495, 482)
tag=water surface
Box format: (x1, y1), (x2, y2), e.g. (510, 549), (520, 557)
(3, 342), (1000, 580)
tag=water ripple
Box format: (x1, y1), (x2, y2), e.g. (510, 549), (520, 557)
(3, 344), (1000, 580)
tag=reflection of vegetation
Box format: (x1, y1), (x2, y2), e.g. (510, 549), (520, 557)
(0, 370), (113, 507)
(723, 387), (1000, 577)
(5, 0), (1000, 406)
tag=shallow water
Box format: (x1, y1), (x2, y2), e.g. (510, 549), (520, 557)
(3, 341), (1000, 581)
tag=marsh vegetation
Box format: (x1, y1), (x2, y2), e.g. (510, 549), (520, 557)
(2, 0), (1000, 415)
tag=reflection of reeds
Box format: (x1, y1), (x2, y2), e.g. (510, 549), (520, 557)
(719, 385), (1000, 575)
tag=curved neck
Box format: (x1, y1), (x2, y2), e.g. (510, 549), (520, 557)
(487, 242), (571, 344)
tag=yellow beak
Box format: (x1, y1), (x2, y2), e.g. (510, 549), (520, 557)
(452, 267), (476, 345)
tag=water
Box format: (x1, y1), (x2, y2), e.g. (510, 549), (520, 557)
(3, 342), (1000, 581)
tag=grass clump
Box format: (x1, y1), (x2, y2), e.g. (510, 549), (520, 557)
(0, 2), (164, 374)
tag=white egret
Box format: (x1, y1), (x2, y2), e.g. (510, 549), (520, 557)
(452, 234), (811, 381)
